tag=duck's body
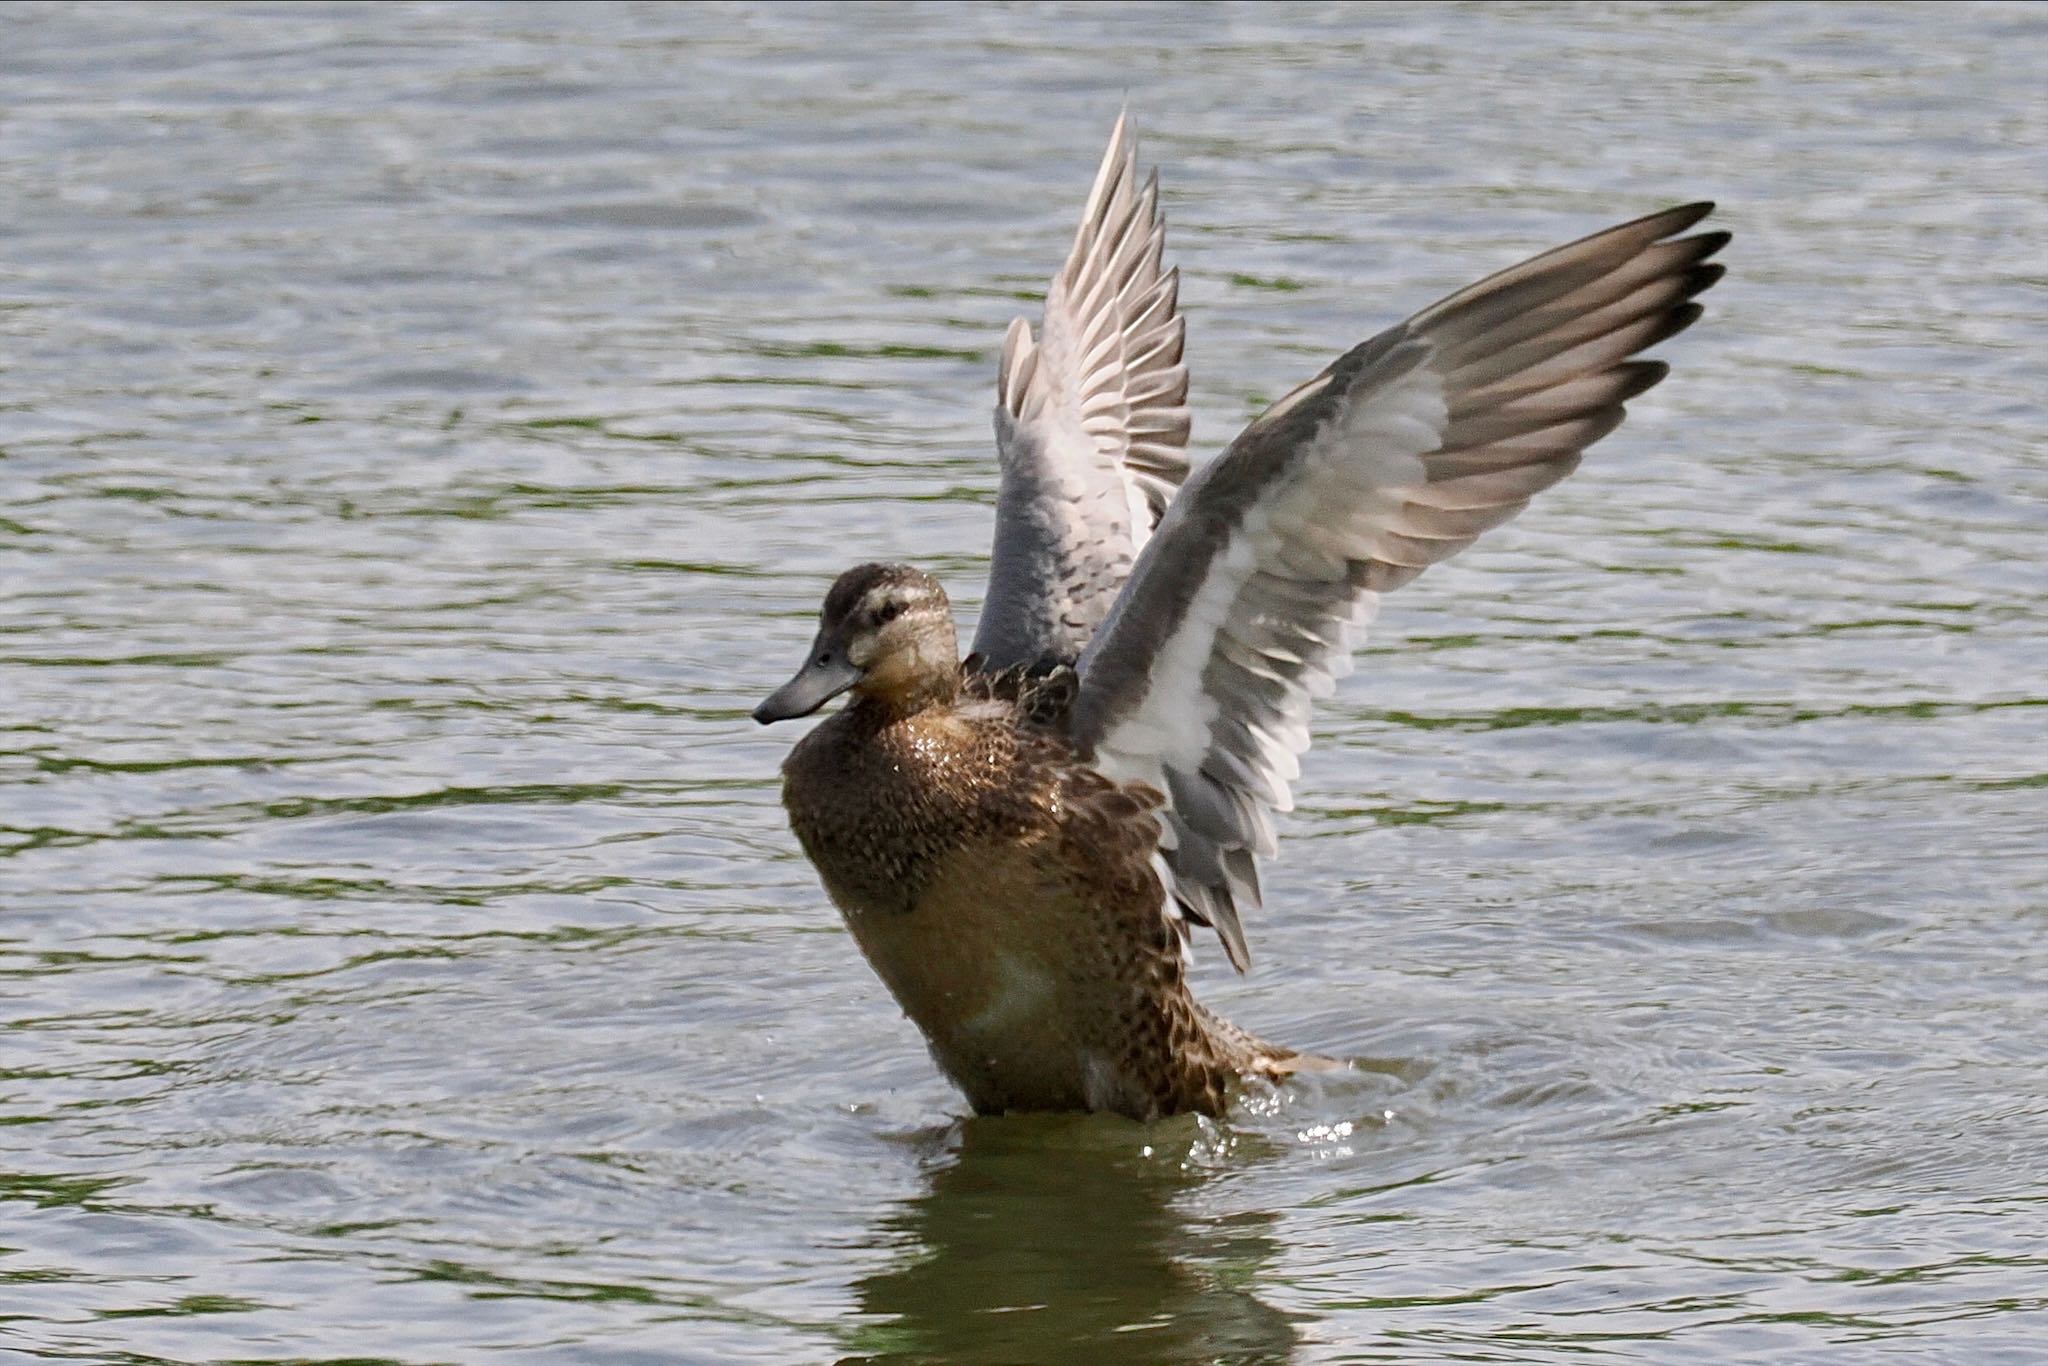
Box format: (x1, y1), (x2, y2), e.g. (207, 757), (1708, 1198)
(755, 117), (1726, 1120)
(773, 574), (1316, 1120)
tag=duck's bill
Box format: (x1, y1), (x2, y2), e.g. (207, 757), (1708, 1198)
(752, 643), (861, 724)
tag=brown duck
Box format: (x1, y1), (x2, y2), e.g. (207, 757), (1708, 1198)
(755, 115), (1726, 1122)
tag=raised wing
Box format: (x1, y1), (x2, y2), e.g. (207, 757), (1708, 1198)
(972, 113), (1192, 672)
(1071, 203), (1728, 970)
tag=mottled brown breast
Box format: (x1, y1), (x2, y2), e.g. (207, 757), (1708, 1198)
(780, 697), (1055, 918)
(779, 691), (1262, 1119)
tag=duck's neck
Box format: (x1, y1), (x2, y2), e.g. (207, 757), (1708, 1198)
(850, 663), (960, 725)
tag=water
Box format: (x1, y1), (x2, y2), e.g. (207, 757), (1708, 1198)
(3, 2), (2044, 1360)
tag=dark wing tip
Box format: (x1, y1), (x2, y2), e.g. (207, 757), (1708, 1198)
(1650, 301), (1707, 350)
(1685, 263), (1728, 299)
(1686, 229), (1733, 262)
(1613, 359), (1673, 403)
(1662, 201), (1717, 235)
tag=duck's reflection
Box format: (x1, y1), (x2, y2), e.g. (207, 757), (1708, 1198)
(842, 1113), (1298, 1365)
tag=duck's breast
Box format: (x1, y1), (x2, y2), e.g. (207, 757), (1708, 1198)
(785, 702), (1216, 1117)
(852, 830), (1186, 1117)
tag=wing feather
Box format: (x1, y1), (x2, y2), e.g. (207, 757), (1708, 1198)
(974, 114), (1193, 671)
(1073, 204), (1727, 970)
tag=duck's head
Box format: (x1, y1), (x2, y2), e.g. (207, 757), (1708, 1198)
(752, 563), (958, 723)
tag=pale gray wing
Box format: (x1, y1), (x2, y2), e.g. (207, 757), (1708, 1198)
(1071, 203), (1728, 970)
(972, 112), (1192, 671)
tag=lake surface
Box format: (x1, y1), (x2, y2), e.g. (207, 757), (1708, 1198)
(3, 2), (2044, 1361)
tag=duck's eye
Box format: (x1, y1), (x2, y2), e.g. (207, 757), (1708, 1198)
(876, 600), (905, 624)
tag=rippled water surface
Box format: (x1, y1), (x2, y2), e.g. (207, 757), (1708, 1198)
(4, 2), (2046, 1361)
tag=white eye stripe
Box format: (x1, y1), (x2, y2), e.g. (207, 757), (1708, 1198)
(866, 585), (941, 619)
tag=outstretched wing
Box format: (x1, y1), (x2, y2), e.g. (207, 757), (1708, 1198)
(972, 113), (1192, 672)
(1071, 203), (1729, 970)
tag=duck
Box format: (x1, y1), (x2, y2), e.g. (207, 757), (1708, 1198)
(753, 114), (1726, 1122)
